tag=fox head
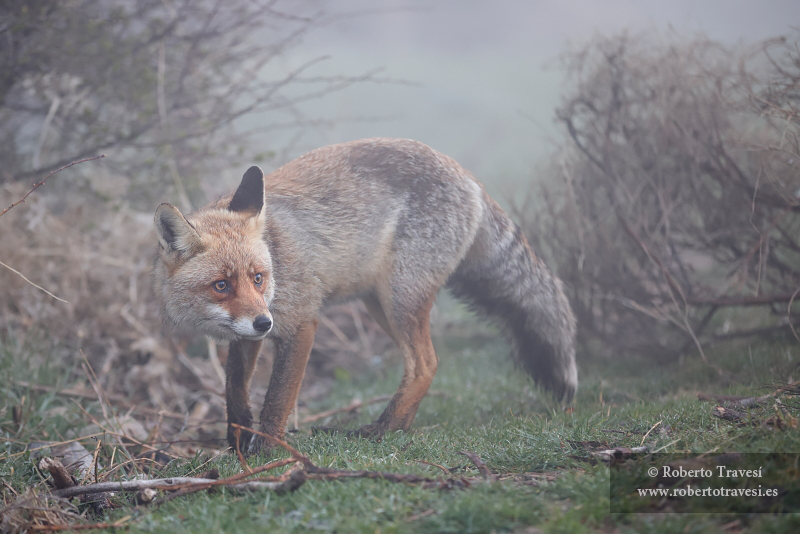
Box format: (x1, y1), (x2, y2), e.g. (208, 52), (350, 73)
(153, 166), (275, 341)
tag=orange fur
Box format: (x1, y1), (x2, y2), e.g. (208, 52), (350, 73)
(153, 138), (578, 452)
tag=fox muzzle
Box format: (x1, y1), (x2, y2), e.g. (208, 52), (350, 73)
(253, 313), (273, 334)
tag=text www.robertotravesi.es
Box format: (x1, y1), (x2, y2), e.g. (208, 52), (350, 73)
(637, 464), (779, 499)
(637, 486), (780, 498)
(610, 455), (799, 513)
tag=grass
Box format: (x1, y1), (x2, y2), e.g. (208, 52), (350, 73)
(1, 316), (800, 533)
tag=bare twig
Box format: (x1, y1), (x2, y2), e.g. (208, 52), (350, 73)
(50, 474), (297, 499)
(302, 391), (447, 425)
(414, 459), (450, 475)
(698, 393), (774, 408)
(639, 420), (662, 447)
(229, 423), (312, 467)
(301, 394), (392, 424)
(233, 428), (252, 474)
(0, 260), (69, 304)
(591, 446), (650, 464)
(0, 155), (105, 218)
(457, 451), (491, 480)
(12, 380), (186, 420)
(229, 424), (456, 488)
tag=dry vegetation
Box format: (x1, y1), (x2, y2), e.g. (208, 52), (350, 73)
(3, 16), (800, 530)
(0, 0), (394, 450)
(514, 32), (800, 360)
(1, 170), (394, 444)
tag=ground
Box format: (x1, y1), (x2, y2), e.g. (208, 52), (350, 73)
(1, 305), (799, 533)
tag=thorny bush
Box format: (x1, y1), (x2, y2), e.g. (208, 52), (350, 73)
(514, 32), (800, 360)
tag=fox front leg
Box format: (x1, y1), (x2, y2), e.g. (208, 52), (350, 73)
(254, 320), (317, 452)
(225, 338), (263, 452)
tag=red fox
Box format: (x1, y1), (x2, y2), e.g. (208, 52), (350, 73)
(153, 138), (577, 451)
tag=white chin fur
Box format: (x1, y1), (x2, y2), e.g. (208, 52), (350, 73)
(230, 316), (264, 339)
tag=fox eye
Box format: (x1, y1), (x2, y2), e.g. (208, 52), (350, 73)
(213, 280), (228, 292)
(254, 273), (263, 285)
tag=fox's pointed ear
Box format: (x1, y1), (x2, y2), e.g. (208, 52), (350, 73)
(154, 203), (203, 256)
(229, 166), (265, 216)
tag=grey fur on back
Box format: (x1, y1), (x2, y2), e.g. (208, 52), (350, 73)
(203, 138), (578, 401)
(266, 138), (578, 402)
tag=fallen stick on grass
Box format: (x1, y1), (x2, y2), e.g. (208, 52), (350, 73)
(590, 446), (649, 463)
(49, 473), (302, 499)
(37, 424), (468, 507)
(230, 423), (465, 489)
(697, 393), (773, 408)
(457, 451), (491, 480)
(301, 390), (449, 425)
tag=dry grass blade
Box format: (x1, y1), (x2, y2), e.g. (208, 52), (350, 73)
(13, 381), (186, 420)
(0, 490), (80, 533)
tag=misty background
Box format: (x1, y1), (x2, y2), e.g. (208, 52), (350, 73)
(250, 0), (800, 195)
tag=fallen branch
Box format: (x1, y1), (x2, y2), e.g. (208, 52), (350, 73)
(591, 446), (649, 464)
(230, 424), (463, 489)
(301, 390), (448, 425)
(301, 394), (392, 424)
(50, 473), (302, 499)
(150, 470), (307, 507)
(712, 406), (747, 422)
(457, 451), (491, 480)
(38, 458), (76, 490)
(12, 422), (481, 532)
(698, 393), (773, 408)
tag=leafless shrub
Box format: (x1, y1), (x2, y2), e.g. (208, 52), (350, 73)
(514, 31), (800, 360)
(0, 178), (392, 434)
(0, 1), (395, 430)
(0, 0), (386, 209)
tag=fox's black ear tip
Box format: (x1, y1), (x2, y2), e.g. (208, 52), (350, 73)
(244, 166), (264, 180)
(229, 165), (266, 213)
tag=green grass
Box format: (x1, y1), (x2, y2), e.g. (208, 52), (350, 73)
(2, 321), (800, 533)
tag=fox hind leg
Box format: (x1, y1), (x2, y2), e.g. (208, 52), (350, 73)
(354, 287), (439, 439)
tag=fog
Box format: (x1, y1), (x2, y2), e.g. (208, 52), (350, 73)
(254, 0), (800, 192)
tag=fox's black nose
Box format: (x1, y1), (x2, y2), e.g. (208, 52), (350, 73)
(253, 314), (272, 333)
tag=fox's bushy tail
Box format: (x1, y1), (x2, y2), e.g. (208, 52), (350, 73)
(446, 195), (578, 402)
